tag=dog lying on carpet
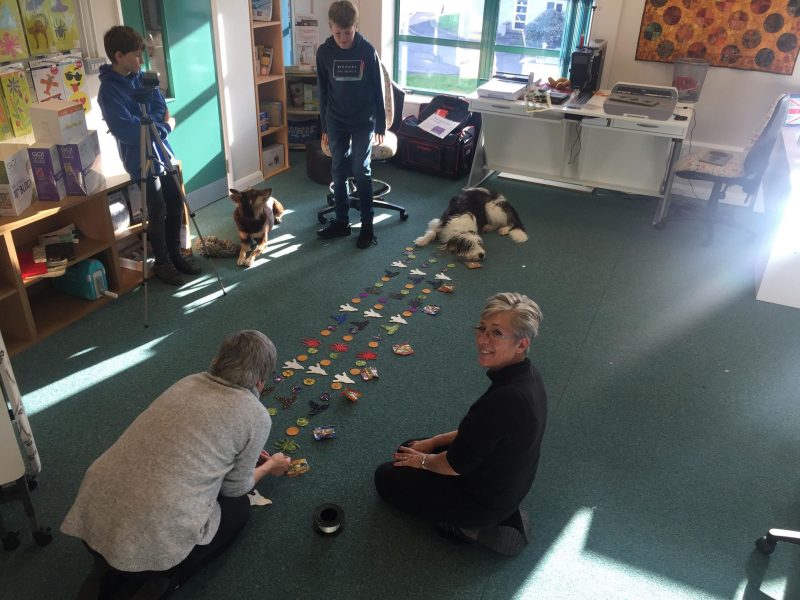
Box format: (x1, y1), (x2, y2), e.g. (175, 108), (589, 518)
(414, 187), (528, 261)
(230, 187), (285, 267)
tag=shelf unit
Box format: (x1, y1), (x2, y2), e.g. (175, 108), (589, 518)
(286, 69), (321, 149)
(250, 6), (290, 178)
(0, 174), (141, 356)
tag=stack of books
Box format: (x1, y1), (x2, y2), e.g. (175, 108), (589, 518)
(255, 45), (273, 77)
(21, 224), (78, 281)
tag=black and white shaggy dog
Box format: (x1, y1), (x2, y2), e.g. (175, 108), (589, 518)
(414, 187), (528, 261)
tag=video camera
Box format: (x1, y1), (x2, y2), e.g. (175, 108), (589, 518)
(130, 71), (160, 103)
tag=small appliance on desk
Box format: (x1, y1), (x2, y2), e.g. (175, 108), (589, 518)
(476, 73), (528, 101)
(603, 83), (678, 121)
(568, 39), (607, 106)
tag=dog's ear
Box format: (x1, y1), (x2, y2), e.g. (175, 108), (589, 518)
(230, 189), (242, 203)
(263, 187), (273, 198)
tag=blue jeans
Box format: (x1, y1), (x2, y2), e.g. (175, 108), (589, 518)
(327, 121), (374, 225)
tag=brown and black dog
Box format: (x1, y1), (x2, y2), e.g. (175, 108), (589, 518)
(230, 187), (285, 267)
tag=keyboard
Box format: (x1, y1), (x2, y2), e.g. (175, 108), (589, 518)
(571, 90), (595, 105)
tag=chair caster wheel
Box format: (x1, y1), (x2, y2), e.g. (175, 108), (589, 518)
(33, 528), (53, 547)
(755, 536), (776, 555)
(2, 531), (20, 551)
(400, 212), (409, 221)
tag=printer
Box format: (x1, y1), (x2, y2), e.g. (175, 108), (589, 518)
(603, 82), (678, 121)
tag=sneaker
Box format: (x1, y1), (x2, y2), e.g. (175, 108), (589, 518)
(475, 509), (531, 557)
(356, 226), (377, 249)
(317, 221), (351, 239)
(435, 521), (477, 545)
(170, 254), (201, 275)
(153, 263), (184, 286)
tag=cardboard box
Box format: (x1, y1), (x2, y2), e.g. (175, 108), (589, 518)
(29, 100), (88, 144)
(0, 143), (36, 216)
(28, 142), (67, 202)
(57, 130), (101, 196)
(262, 143), (284, 176)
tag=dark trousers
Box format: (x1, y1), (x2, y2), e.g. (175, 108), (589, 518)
(145, 174), (183, 265)
(82, 495), (250, 599)
(327, 121), (374, 225)
(373, 439), (514, 529)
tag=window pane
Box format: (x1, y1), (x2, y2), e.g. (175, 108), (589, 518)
(141, 0), (171, 98)
(398, 0), (485, 43)
(493, 51), (560, 81)
(397, 41), (479, 94)
(497, 0), (565, 51)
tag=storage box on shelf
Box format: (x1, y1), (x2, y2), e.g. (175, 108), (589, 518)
(286, 69), (320, 150)
(0, 171), (138, 356)
(250, 3), (289, 179)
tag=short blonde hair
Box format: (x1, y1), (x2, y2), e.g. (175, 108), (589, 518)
(481, 292), (543, 342)
(329, 1), (358, 28)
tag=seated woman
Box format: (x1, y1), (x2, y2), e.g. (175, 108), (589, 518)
(374, 292), (547, 556)
(61, 330), (292, 599)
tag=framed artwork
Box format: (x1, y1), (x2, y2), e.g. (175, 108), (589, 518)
(0, 0), (28, 61)
(635, 0), (800, 75)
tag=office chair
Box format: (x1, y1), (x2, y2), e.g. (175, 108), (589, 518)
(316, 63), (409, 224)
(658, 93), (790, 245)
(755, 528), (800, 555)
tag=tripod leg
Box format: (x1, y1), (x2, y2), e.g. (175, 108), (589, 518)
(147, 122), (227, 296)
(138, 107), (150, 327)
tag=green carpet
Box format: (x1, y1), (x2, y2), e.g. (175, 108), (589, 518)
(1, 153), (799, 599)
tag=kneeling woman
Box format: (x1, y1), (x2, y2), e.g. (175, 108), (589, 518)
(374, 292), (547, 556)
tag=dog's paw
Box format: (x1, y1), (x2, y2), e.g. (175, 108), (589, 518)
(236, 257), (247, 266)
(509, 229), (529, 243)
(244, 257), (255, 267)
(414, 236), (430, 247)
(482, 225), (496, 233)
(498, 226), (512, 236)
(274, 216), (282, 224)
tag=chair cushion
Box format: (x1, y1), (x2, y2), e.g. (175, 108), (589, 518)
(320, 131), (397, 161)
(674, 149), (746, 180)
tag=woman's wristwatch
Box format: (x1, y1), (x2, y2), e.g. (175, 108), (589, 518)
(421, 454), (429, 470)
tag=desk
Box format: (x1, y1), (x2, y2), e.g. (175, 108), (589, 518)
(467, 91), (693, 225)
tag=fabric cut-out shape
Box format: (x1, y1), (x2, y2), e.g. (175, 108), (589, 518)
(329, 342), (349, 353)
(283, 359), (303, 370)
(277, 395), (297, 410)
(408, 298), (422, 308)
(334, 372), (355, 384)
(381, 324), (399, 335)
(339, 304), (358, 312)
(306, 363), (328, 376)
(423, 305), (441, 315)
(384, 270), (400, 278)
(389, 292), (404, 300)
(408, 275), (425, 284)
(331, 314), (348, 324)
(274, 438), (300, 453)
(364, 286), (381, 295)
(427, 280), (444, 289)
(363, 309), (382, 318)
(357, 351), (378, 361)
(391, 260), (408, 268)
(248, 489), (272, 506)
(392, 343), (414, 356)
(349, 320), (368, 332)
(438, 284), (455, 293)
(409, 268), (426, 276)
(435, 273), (452, 281)
(302, 338), (321, 348)
(390, 314), (408, 324)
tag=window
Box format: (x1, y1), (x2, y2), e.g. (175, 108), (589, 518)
(140, 0), (172, 98)
(394, 0), (594, 95)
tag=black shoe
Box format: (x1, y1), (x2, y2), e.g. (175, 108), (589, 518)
(153, 262), (184, 286)
(475, 509), (531, 557)
(170, 254), (201, 275)
(317, 221), (351, 239)
(356, 226), (377, 249)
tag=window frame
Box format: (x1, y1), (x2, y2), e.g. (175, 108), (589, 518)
(393, 0), (594, 95)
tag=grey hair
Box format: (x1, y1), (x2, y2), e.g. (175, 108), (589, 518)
(209, 330), (277, 389)
(481, 292), (543, 344)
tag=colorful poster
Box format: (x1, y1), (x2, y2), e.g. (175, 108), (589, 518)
(0, 0), (28, 61)
(0, 94), (14, 140)
(60, 56), (89, 111)
(19, 0), (80, 55)
(0, 64), (33, 136)
(30, 59), (66, 102)
(635, 0), (800, 75)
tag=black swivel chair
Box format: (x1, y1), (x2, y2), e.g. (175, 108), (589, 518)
(316, 64), (409, 224)
(658, 94), (790, 245)
(755, 528), (800, 555)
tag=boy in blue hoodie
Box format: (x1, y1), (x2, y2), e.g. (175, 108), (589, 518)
(316, 1), (385, 249)
(98, 25), (200, 285)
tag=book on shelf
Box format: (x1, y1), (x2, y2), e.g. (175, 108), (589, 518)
(45, 242), (76, 262)
(19, 250), (48, 280)
(38, 223), (78, 247)
(252, 0), (272, 21)
(260, 47), (273, 77)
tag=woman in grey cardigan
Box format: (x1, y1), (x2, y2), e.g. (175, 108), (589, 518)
(62, 330), (291, 599)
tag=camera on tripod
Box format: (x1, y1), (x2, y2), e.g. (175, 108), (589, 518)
(130, 71), (160, 103)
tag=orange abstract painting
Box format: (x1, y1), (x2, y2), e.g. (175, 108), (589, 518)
(635, 0), (800, 74)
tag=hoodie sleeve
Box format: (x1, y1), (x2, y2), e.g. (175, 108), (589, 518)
(316, 47), (329, 134)
(97, 83), (143, 146)
(369, 51), (386, 135)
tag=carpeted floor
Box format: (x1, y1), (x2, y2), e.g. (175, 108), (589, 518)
(1, 153), (799, 599)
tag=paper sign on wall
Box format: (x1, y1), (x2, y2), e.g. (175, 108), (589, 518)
(0, 0), (28, 62)
(0, 64), (34, 136)
(19, 0), (80, 55)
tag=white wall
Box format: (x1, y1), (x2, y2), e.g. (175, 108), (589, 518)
(592, 0), (800, 149)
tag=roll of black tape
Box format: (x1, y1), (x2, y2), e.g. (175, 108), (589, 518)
(313, 503), (344, 536)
